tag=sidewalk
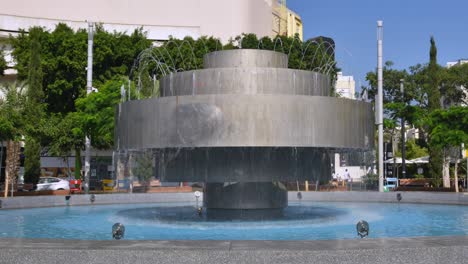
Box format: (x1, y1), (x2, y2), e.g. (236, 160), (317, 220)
(0, 236), (466, 264)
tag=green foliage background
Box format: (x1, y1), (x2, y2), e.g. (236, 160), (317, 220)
(132, 33), (338, 98)
(0, 49), (6, 76)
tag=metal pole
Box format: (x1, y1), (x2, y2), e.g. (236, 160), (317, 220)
(0, 142), (3, 183)
(153, 74), (156, 97)
(400, 79), (406, 179)
(84, 21), (94, 194)
(464, 143), (467, 190)
(11, 142), (18, 197)
(383, 142), (387, 179)
(377, 21), (384, 192)
(128, 79), (131, 101)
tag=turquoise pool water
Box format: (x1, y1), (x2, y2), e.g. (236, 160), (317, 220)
(0, 202), (466, 240)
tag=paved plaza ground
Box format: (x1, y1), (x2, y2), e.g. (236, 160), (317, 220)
(0, 236), (467, 264)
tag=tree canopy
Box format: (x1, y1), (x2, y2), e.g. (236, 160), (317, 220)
(364, 36), (468, 183)
(0, 82), (26, 142)
(0, 49), (6, 76)
(10, 23), (152, 114)
(132, 33), (339, 99)
(427, 107), (468, 149)
(75, 78), (126, 150)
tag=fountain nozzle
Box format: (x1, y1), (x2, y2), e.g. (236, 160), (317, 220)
(356, 220), (369, 238)
(112, 223), (125, 240)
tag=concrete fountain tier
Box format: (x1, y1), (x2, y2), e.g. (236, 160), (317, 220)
(115, 49), (374, 211)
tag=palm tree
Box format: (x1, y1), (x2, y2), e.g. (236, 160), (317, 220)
(0, 81), (26, 197)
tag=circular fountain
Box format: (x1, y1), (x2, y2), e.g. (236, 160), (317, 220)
(115, 49), (374, 212)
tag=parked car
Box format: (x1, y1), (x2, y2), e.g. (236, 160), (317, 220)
(36, 177), (70, 191)
(383, 177), (398, 192)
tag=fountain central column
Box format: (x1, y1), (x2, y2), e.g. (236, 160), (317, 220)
(204, 182), (287, 209)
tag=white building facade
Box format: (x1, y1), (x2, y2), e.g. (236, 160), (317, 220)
(1, 0), (276, 43)
(335, 72), (355, 99)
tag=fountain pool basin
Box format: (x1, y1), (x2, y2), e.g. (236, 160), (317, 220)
(0, 201), (466, 240)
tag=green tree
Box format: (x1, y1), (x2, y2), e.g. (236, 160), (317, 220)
(46, 78), (128, 179)
(0, 82), (26, 196)
(0, 49), (7, 75)
(237, 33), (259, 49)
(427, 37), (441, 111)
(23, 28), (45, 184)
(365, 62), (427, 160)
(426, 37), (444, 187)
(441, 62), (468, 106)
(75, 78), (126, 149)
(23, 138), (41, 183)
(10, 24), (152, 178)
(133, 34), (338, 98)
(10, 24), (152, 114)
(395, 139), (428, 160)
(0, 83), (25, 141)
(405, 139), (429, 160)
(131, 151), (154, 192)
(46, 113), (85, 179)
(427, 106), (468, 191)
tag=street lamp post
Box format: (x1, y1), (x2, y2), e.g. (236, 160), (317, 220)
(400, 79), (406, 180)
(84, 21), (94, 194)
(377, 21), (384, 192)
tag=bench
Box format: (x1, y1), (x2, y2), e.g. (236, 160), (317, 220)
(399, 179), (431, 188)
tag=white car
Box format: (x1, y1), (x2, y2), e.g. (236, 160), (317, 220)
(36, 177), (70, 191)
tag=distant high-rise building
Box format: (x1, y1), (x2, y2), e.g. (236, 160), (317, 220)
(446, 59), (468, 68)
(335, 72), (355, 99)
(286, 9), (303, 40)
(271, 0), (303, 40)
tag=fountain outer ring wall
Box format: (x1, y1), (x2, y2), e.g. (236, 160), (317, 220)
(116, 95), (373, 150)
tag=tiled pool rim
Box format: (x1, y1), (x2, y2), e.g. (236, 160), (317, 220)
(1, 191), (467, 209)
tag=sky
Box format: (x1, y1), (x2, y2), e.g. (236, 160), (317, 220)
(287, 0), (468, 92)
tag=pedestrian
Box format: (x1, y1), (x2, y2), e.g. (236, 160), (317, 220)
(344, 169), (351, 190)
(344, 169), (350, 181)
(331, 171), (338, 188)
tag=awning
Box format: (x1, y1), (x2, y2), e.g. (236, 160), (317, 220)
(409, 156), (459, 164)
(409, 156), (429, 164)
(384, 157), (414, 164)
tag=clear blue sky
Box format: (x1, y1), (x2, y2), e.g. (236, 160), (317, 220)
(288, 0), (468, 92)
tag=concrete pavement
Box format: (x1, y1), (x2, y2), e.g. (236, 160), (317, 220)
(0, 236), (466, 264)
